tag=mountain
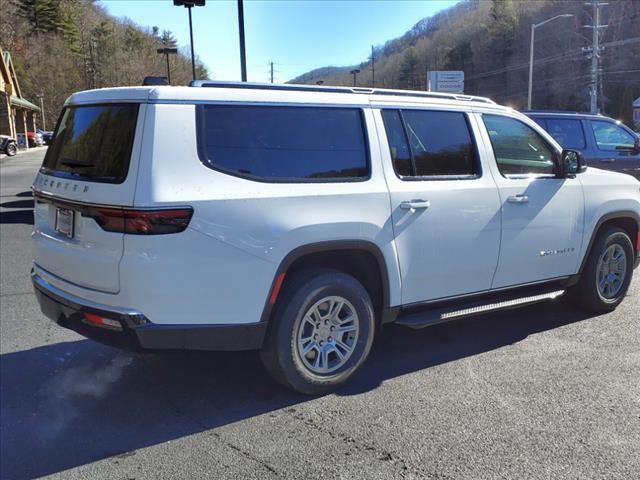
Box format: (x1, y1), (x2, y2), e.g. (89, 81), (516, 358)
(1, 0), (208, 129)
(291, 0), (640, 126)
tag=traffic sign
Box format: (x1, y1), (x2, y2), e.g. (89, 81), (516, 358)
(428, 71), (464, 93)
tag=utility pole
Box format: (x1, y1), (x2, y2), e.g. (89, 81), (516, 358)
(583, 1), (607, 114)
(270, 62), (274, 83)
(371, 45), (375, 87)
(37, 94), (46, 131)
(238, 0), (247, 81)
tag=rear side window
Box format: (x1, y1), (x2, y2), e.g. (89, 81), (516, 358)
(545, 118), (586, 149)
(196, 105), (369, 181)
(381, 109), (479, 178)
(42, 104), (139, 183)
(482, 114), (556, 176)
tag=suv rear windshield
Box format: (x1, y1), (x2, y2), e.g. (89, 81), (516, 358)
(196, 105), (369, 182)
(41, 104), (139, 183)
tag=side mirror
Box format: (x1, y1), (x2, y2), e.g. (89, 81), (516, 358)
(561, 149), (586, 176)
(634, 136), (640, 154)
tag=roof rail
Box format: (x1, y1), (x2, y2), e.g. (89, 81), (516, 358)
(190, 80), (495, 105)
(522, 109), (599, 115)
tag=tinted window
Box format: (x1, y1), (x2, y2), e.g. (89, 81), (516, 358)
(381, 110), (412, 176)
(531, 117), (547, 129)
(42, 104), (139, 183)
(197, 105), (368, 181)
(381, 109), (478, 177)
(590, 120), (636, 151)
(483, 114), (556, 176)
(546, 118), (586, 149)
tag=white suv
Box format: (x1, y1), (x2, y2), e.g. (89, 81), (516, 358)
(32, 82), (640, 394)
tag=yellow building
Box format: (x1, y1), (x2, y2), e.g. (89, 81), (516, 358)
(1, 47), (41, 148)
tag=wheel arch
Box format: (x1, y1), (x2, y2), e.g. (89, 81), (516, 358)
(260, 240), (393, 325)
(576, 210), (640, 278)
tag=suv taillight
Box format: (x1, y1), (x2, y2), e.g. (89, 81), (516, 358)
(84, 207), (193, 235)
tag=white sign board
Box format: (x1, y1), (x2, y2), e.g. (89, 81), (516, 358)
(428, 71), (464, 93)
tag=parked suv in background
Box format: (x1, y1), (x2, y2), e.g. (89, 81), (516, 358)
(525, 111), (640, 180)
(32, 83), (640, 394)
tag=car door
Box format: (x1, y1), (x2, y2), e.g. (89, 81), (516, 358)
(587, 119), (640, 179)
(476, 113), (584, 289)
(375, 107), (502, 305)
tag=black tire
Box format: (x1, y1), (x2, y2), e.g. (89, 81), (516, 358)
(567, 227), (634, 313)
(5, 142), (17, 156)
(260, 269), (375, 395)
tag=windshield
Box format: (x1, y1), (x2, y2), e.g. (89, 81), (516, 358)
(41, 104), (139, 183)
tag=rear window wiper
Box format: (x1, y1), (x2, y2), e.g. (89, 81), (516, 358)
(60, 157), (95, 167)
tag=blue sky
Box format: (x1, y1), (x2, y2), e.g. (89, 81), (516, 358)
(99, 0), (458, 83)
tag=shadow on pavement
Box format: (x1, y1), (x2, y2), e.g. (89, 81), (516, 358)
(0, 209), (33, 225)
(0, 194), (34, 225)
(0, 200), (34, 209)
(0, 299), (595, 479)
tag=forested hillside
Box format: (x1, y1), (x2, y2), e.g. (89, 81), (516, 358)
(293, 0), (640, 125)
(1, 0), (208, 128)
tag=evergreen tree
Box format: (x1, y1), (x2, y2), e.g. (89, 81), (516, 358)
(160, 30), (178, 48)
(12, 0), (61, 34)
(399, 47), (419, 89)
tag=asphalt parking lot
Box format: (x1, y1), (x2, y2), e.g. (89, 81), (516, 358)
(1, 150), (639, 480)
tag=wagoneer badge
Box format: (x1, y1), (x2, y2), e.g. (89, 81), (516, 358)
(540, 248), (575, 257)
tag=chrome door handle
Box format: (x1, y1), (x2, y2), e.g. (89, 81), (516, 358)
(601, 158), (616, 163)
(400, 200), (430, 211)
(507, 194), (529, 204)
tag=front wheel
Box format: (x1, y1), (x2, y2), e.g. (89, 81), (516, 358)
(260, 269), (375, 395)
(5, 142), (17, 156)
(568, 227), (634, 312)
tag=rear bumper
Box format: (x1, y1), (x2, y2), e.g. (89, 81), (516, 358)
(32, 272), (267, 351)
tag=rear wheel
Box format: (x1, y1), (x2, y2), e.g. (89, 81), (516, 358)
(568, 227), (634, 312)
(260, 269), (375, 395)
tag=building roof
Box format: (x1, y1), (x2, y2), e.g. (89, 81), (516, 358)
(10, 95), (40, 112)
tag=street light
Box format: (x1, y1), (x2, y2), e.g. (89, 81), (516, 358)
(527, 13), (574, 110)
(237, 0), (247, 81)
(157, 47), (178, 84)
(350, 69), (360, 87)
(173, 0), (205, 82)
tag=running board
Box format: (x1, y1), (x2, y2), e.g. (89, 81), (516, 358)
(395, 289), (565, 329)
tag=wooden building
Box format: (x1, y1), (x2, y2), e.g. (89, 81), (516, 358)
(1, 47), (41, 148)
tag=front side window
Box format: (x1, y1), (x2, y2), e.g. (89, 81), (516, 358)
(546, 118), (586, 149)
(381, 109), (479, 178)
(482, 114), (556, 176)
(590, 120), (636, 151)
(196, 105), (369, 181)
(42, 104), (139, 183)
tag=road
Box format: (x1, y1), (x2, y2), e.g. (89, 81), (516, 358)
(1, 150), (639, 480)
